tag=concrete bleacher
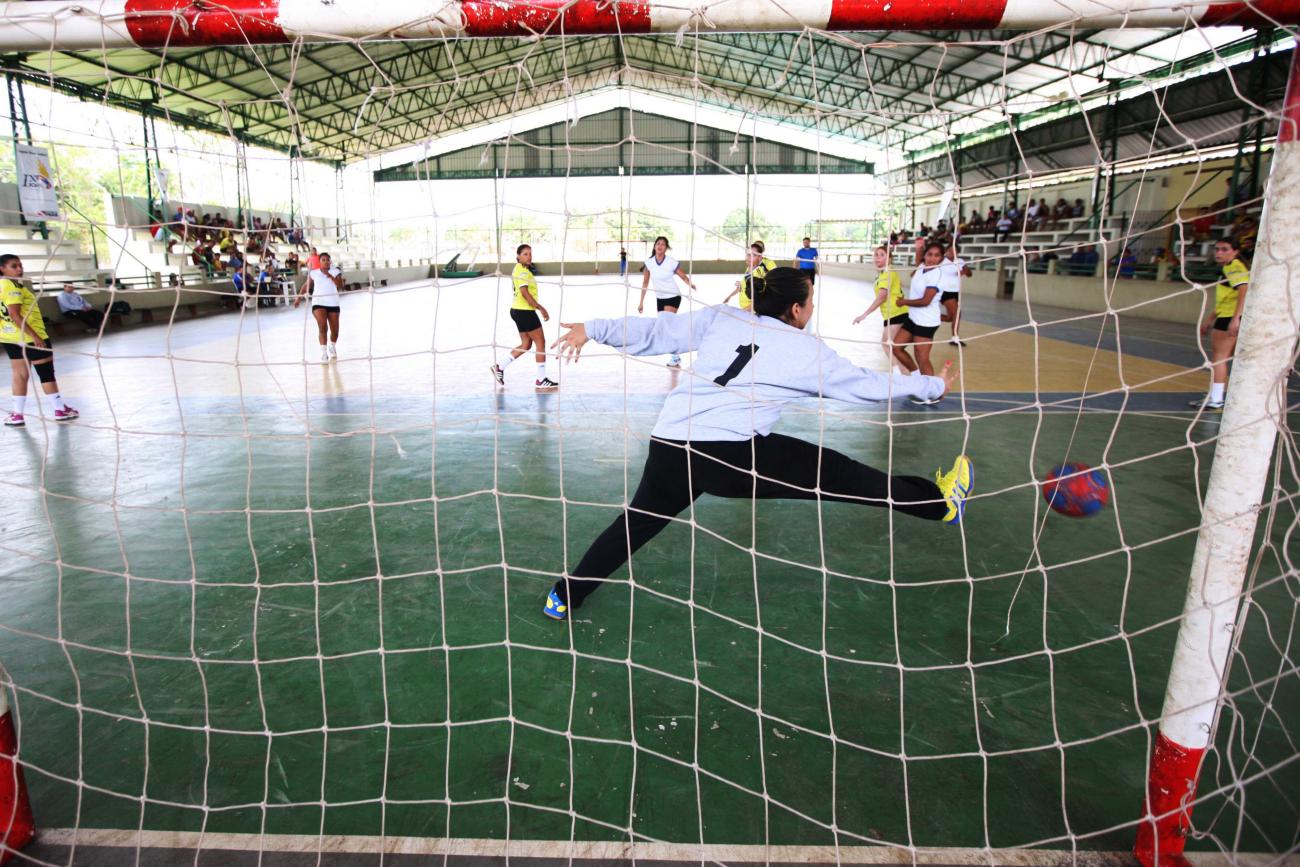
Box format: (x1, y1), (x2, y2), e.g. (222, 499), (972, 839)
(104, 193), (376, 284)
(0, 184), (113, 287)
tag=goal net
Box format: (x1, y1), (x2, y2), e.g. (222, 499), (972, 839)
(0, 5), (1297, 866)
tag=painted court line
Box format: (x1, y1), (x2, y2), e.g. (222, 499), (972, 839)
(28, 830), (1291, 867)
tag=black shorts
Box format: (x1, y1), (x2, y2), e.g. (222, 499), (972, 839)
(3, 341), (52, 362)
(311, 305), (341, 314)
(883, 313), (909, 326)
(510, 308), (543, 332)
(656, 295), (682, 312)
(901, 318), (939, 339)
(940, 291), (961, 304)
(1213, 316), (1233, 332)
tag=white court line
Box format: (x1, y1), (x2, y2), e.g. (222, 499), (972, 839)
(32, 830), (1291, 866)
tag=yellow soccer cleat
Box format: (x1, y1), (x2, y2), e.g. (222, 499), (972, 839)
(936, 455), (974, 525)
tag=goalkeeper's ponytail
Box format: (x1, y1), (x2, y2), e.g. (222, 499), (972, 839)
(750, 266), (811, 324)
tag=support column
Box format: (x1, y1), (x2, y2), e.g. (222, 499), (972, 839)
(1133, 36), (1300, 867)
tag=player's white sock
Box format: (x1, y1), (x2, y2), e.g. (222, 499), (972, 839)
(12, 395), (25, 414)
(1210, 382), (1226, 403)
(536, 364), (547, 379)
(48, 392), (65, 412)
(498, 354), (516, 369)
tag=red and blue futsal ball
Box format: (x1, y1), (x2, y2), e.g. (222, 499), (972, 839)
(1042, 463), (1110, 517)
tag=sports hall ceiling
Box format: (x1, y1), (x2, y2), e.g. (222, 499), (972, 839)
(2, 26), (1285, 166)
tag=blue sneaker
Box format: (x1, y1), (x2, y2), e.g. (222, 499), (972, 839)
(543, 589), (568, 621)
(936, 455), (974, 525)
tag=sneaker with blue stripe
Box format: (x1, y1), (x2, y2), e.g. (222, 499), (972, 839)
(935, 455), (973, 525)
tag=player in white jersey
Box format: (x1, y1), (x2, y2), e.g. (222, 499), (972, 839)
(938, 243), (972, 346)
(540, 266), (973, 621)
(638, 235), (696, 368)
(294, 251), (345, 363)
(892, 242), (945, 404)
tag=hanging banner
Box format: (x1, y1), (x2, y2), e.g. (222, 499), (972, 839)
(15, 144), (59, 220)
(152, 165), (170, 202)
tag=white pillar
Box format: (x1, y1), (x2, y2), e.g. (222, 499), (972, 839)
(1134, 37), (1300, 867)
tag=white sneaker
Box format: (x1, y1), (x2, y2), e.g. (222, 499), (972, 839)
(667, 354), (682, 368)
(320, 348), (330, 364)
(327, 343), (337, 358)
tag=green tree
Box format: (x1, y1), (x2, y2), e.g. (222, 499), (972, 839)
(619, 210), (671, 244)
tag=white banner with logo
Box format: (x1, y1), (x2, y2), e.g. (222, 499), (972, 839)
(16, 144), (59, 220)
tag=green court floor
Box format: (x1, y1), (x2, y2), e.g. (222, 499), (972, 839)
(2, 397), (1297, 857)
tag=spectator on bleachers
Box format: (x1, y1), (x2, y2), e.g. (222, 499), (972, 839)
(1114, 247), (1137, 278)
(149, 212), (176, 253)
(1154, 248), (1179, 266)
(58, 284), (104, 331)
(231, 262), (250, 308)
(284, 250), (300, 273)
(995, 213), (1013, 242)
(1232, 214), (1258, 260)
(191, 242), (215, 277)
(255, 261), (276, 308)
(307, 246), (321, 272)
(1051, 198), (1070, 228)
(289, 224), (307, 251)
(1071, 199), (1085, 218)
(1066, 244), (1099, 276)
(1025, 198), (1043, 230)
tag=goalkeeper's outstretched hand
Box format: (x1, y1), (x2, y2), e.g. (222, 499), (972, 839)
(938, 360), (958, 397)
(552, 323), (589, 363)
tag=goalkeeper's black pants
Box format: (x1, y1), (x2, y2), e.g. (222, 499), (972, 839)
(552, 434), (947, 609)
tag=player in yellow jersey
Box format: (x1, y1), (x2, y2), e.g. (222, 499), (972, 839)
(490, 244), (557, 389)
(722, 241), (777, 310)
(851, 246), (908, 371)
(1191, 236), (1249, 410)
(0, 254), (78, 427)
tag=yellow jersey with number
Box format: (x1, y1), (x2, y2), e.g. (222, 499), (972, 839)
(739, 257), (778, 309)
(0, 278), (46, 344)
(511, 262), (538, 311)
(1215, 258), (1249, 318)
(877, 269), (905, 320)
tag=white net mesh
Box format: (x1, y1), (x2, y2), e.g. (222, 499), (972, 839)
(0, 11), (1297, 867)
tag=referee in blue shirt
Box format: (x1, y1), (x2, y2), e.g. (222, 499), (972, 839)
(794, 236), (818, 272)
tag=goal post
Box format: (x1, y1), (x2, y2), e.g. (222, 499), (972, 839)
(0, 0), (1296, 49)
(1134, 36), (1300, 867)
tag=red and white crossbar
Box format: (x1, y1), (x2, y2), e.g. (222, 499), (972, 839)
(0, 0), (1297, 49)
(1133, 37), (1300, 867)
